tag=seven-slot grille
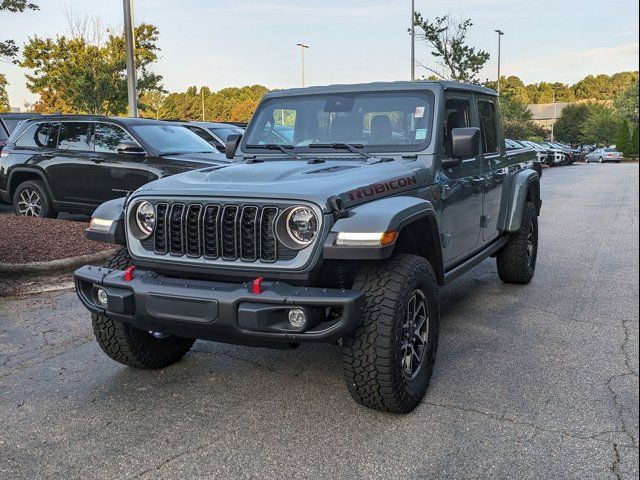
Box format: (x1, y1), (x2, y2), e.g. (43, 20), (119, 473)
(152, 202), (281, 263)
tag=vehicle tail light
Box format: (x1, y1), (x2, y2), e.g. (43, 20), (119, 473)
(607, 153), (613, 157)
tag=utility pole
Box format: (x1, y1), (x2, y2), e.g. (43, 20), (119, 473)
(551, 91), (557, 142)
(201, 89), (206, 121)
(296, 43), (309, 87)
(123, 0), (138, 117)
(494, 30), (504, 95)
(411, 0), (416, 81)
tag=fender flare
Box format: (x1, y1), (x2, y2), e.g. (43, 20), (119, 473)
(497, 169), (540, 233)
(7, 166), (55, 201)
(323, 196), (439, 260)
(85, 197), (127, 245)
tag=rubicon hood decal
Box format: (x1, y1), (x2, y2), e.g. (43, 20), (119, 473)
(343, 175), (419, 205)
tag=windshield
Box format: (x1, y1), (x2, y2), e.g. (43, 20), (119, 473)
(210, 127), (244, 142)
(132, 125), (217, 155)
(243, 91), (435, 153)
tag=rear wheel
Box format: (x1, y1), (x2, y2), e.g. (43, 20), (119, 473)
(12, 180), (57, 218)
(92, 247), (195, 369)
(496, 201), (538, 284)
(342, 254), (440, 413)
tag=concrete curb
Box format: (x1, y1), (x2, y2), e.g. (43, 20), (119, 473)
(0, 249), (117, 277)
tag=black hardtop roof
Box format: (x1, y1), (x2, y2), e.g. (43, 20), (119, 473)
(265, 80), (497, 99)
(18, 115), (183, 126)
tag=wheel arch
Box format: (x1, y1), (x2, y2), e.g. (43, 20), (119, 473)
(497, 169), (541, 233)
(8, 167), (55, 201)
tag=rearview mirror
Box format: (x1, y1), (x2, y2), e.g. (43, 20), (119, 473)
(116, 142), (146, 156)
(451, 127), (481, 159)
(225, 133), (243, 160)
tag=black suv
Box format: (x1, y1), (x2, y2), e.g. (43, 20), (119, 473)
(0, 115), (230, 217)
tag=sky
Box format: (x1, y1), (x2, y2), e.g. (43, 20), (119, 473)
(1, 0), (639, 109)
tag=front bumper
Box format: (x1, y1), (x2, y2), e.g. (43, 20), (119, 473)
(74, 266), (365, 346)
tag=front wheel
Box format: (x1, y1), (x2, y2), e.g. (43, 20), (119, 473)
(92, 247), (195, 369)
(599, 157), (604, 163)
(496, 201), (538, 284)
(342, 254), (440, 413)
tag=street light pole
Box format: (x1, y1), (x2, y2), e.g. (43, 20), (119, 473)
(411, 0), (416, 81)
(495, 30), (504, 95)
(123, 0), (137, 117)
(296, 43), (309, 87)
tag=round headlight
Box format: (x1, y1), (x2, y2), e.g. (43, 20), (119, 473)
(134, 201), (155, 239)
(286, 206), (319, 246)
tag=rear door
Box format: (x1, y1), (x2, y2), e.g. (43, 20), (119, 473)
(476, 97), (507, 244)
(440, 95), (483, 266)
(87, 122), (150, 205)
(44, 122), (94, 205)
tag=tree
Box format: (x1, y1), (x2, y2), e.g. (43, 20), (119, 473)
(581, 105), (621, 146)
(630, 125), (639, 155)
(20, 22), (164, 115)
(413, 14), (490, 83)
(615, 120), (631, 153)
(615, 81), (639, 123)
(554, 103), (591, 144)
(139, 90), (166, 119)
(1, 0), (39, 61)
(0, 73), (10, 112)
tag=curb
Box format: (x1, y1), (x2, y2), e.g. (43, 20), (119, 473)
(0, 249), (117, 277)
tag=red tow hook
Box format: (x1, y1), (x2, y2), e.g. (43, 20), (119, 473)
(124, 266), (137, 282)
(252, 277), (265, 294)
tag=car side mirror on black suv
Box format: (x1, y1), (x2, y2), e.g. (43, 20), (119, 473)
(116, 142), (146, 156)
(443, 127), (482, 169)
(225, 134), (242, 160)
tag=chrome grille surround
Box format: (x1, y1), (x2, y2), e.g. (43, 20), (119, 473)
(126, 197), (324, 271)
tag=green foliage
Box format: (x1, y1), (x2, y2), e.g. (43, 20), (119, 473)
(413, 13), (490, 83)
(157, 85), (268, 123)
(630, 125), (639, 155)
(0, 73), (10, 112)
(580, 104), (622, 146)
(615, 120), (631, 154)
(0, 0), (38, 60)
(614, 81), (639, 123)
(20, 23), (163, 115)
(499, 94), (545, 139)
(554, 103), (591, 144)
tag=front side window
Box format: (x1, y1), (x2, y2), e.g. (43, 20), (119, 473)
(57, 122), (91, 151)
(131, 125), (216, 155)
(244, 91), (435, 153)
(94, 123), (137, 153)
(442, 98), (471, 158)
(14, 123), (56, 149)
(477, 100), (498, 154)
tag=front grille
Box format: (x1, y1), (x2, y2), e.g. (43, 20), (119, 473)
(152, 202), (284, 263)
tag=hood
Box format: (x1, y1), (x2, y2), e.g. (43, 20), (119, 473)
(160, 152), (228, 163)
(133, 157), (434, 211)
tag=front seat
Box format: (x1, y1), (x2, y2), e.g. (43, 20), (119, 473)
(370, 115), (393, 142)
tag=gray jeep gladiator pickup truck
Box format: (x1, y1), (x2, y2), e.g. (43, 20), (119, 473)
(74, 81), (541, 413)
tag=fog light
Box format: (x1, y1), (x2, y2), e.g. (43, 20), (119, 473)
(96, 288), (108, 306)
(288, 308), (307, 329)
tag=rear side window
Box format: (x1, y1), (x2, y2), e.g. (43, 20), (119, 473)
(57, 122), (91, 151)
(14, 123), (56, 149)
(477, 100), (499, 154)
(93, 123), (136, 153)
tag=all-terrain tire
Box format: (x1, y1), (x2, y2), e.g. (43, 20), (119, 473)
(496, 201), (538, 284)
(342, 254), (440, 413)
(91, 247), (195, 369)
(12, 180), (57, 218)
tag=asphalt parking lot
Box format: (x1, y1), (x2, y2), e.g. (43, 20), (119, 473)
(1, 163), (638, 480)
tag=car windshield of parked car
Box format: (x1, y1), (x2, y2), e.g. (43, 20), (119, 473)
(243, 91), (435, 153)
(605, 148), (619, 152)
(210, 127), (244, 142)
(131, 125), (217, 155)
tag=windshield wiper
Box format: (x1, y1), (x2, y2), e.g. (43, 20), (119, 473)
(245, 144), (301, 160)
(309, 143), (371, 159)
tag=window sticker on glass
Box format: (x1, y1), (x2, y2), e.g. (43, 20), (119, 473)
(415, 129), (427, 141)
(414, 106), (425, 118)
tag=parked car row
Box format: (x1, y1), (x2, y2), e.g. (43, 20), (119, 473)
(505, 138), (582, 167)
(0, 114), (243, 217)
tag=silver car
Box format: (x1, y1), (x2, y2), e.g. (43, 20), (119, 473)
(585, 147), (624, 163)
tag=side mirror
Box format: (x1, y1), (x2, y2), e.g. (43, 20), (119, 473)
(225, 134), (243, 160)
(116, 142), (146, 156)
(451, 127), (481, 159)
